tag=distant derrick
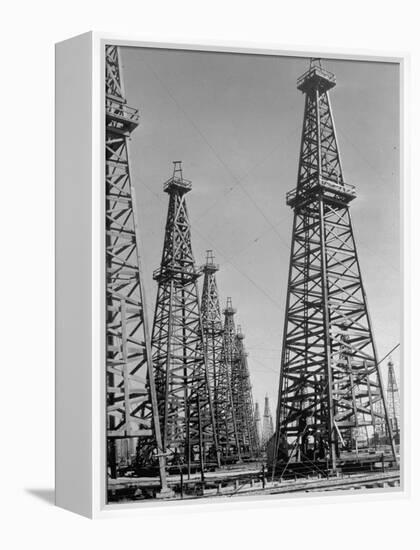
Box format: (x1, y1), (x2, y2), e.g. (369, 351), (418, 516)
(261, 395), (274, 448)
(201, 252), (241, 462)
(387, 358), (400, 444)
(151, 162), (220, 474)
(373, 358), (400, 445)
(232, 321), (259, 458)
(254, 402), (262, 448)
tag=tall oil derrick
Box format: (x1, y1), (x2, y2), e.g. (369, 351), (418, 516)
(201, 251), (241, 462)
(233, 323), (259, 458)
(387, 358), (400, 443)
(273, 59), (396, 474)
(105, 46), (169, 492)
(151, 162), (220, 475)
(261, 395), (274, 448)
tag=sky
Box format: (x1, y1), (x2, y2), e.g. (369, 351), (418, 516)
(118, 46), (400, 415)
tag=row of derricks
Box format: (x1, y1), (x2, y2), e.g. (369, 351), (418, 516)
(105, 46), (400, 492)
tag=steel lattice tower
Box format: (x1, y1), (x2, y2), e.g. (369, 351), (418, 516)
(273, 59), (396, 473)
(262, 395), (274, 448)
(254, 402), (262, 448)
(229, 317), (258, 458)
(222, 299), (248, 458)
(236, 326), (259, 457)
(387, 358), (400, 443)
(151, 162), (220, 475)
(105, 46), (168, 492)
(201, 251), (241, 462)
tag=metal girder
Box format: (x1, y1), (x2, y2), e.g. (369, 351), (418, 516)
(105, 46), (168, 490)
(273, 59), (397, 473)
(151, 162), (220, 475)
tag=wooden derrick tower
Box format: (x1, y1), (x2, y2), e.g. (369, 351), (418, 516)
(105, 46), (168, 493)
(261, 395), (274, 448)
(234, 325), (259, 458)
(223, 300), (258, 459)
(387, 358), (400, 443)
(254, 402), (262, 448)
(151, 162), (220, 476)
(273, 59), (396, 473)
(201, 251), (241, 462)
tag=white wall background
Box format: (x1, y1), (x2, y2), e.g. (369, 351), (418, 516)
(1, 0), (418, 547)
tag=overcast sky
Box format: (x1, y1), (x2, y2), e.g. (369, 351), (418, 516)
(118, 46), (400, 414)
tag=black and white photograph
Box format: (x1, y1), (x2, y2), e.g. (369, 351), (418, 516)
(5, 0), (420, 544)
(105, 44), (401, 503)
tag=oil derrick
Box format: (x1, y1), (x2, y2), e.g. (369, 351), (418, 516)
(151, 162), (220, 475)
(201, 251), (240, 462)
(236, 326), (259, 457)
(273, 59), (396, 474)
(261, 395), (274, 448)
(254, 402), (262, 447)
(222, 299), (246, 459)
(387, 358), (400, 444)
(232, 322), (259, 458)
(105, 46), (168, 492)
